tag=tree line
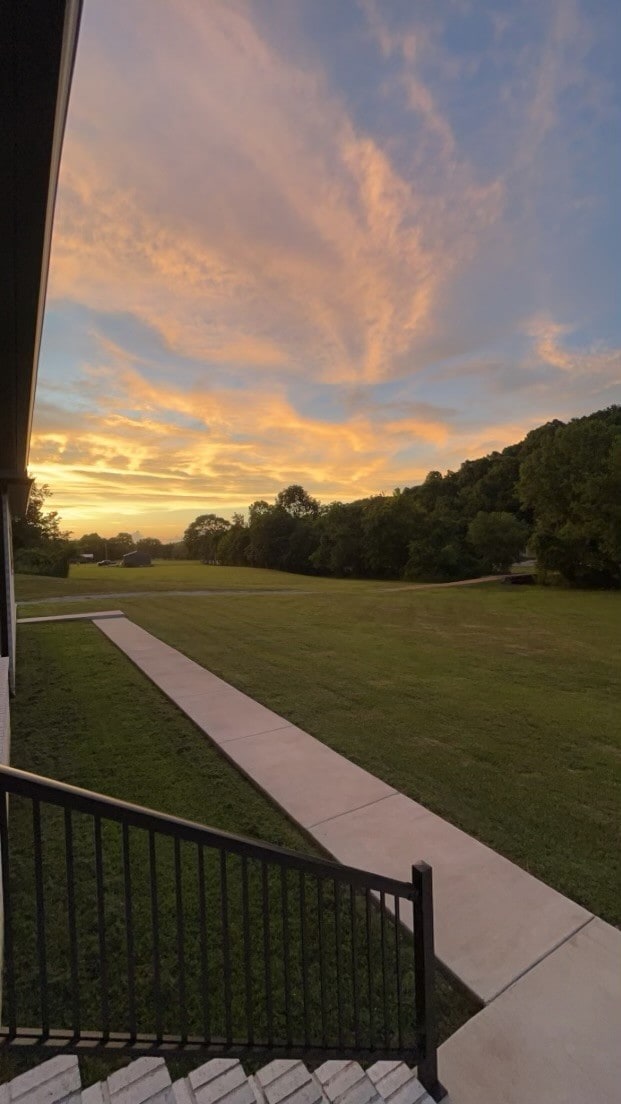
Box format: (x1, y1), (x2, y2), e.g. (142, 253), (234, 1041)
(71, 533), (187, 562)
(182, 406), (621, 588)
(11, 489), (187, 577)
(13, 406), (621, 586)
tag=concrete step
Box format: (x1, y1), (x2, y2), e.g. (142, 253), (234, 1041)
(1, 1054), (82, 1103)
(0, 1056), (437, 1104)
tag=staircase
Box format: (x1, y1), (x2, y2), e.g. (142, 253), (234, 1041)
(0, 763), (445, 1103)
(3, 1055), (439, 1104)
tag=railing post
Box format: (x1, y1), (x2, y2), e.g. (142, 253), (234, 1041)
(412, 862), (447, 1102)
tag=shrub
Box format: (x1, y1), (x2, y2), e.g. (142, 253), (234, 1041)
(14, 545), (72, 578)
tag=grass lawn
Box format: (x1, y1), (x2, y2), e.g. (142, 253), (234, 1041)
(14, 561), (387, 603)
(21, 581), (619, 926)
(3, 622), (474, 1085)
(140, 585), (621, 922)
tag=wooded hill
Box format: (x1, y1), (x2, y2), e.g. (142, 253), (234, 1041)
(185, 406), (621, 587)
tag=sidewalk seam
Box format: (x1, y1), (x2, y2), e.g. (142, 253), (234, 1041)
(217, 723), (294, 744)
(308, 791), (398, 829)
(487, 915), (595, 1003)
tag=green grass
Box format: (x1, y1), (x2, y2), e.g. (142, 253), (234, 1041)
(4, 623), (474, 1084)
(15, 561), (388, 603)
(24, 582), (618, 926)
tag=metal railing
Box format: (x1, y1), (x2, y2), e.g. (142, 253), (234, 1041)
(0, 764), (446, 1101)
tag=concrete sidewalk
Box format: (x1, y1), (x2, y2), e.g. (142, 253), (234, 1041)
(92, 615), (621, 1103)
(439, 917), (621, 1103)
(18, 609), (125, 624)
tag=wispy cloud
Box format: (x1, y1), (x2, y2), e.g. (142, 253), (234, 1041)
(48, 0), (507, 385)
(527, 314), (621, 381)
(31, 344), (541, 538)
(33, 0), (621, 535)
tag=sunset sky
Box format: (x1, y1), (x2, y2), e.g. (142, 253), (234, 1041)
(32, 0), (621, 540)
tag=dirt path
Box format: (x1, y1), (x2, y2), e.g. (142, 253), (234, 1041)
(18, 575), (501, 606)
(18, 588), (311, 605)
(383, 574), (500, 592)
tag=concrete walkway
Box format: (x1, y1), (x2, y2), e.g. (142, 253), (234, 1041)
(90, 616), (621, 1102)
(18, 609), (125, 624)
(440, 916), (621, 1102)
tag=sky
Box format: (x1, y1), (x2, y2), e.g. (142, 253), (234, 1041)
(32, 0), (621, 541)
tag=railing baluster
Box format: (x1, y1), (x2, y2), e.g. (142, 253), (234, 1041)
(412, 862), (444, 1101)
(281, 866), (292, 1046)
(32, 799), (49, 1038)
(149, 830), (162, 1041)
(0, 791), (16, 1037)
(220, 850), (233, 1044)
(174, 836), (187, 1040)
(299, 871), (310, 1045)
(350, 884), (360, 1046)
(93, 816), (109, 1039)
(334, 878), (343, 1047)
(241, 855), (254, 1045)
(261, 861), (273, 1046)
(64, 808), (80, 1037)
(394, 895), (403, 1050)
(380, 890), (389, 1049)
(317, 878), (328, 1048)
(197, 844), (210, 1043)
(122, 822), (136, 1040)
(365, 888), (374, 1048)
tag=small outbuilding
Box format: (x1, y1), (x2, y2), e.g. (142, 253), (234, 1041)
(122, 550), (152, 568)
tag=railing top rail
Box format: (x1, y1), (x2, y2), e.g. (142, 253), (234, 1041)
(0, 764), (415, 898)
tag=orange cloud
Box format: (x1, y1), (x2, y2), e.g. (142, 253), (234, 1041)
(31, 1), (614, 538)
(47, 0), (505, 386)
(527, 315), (621, 378)
(30, 352), (543, 539)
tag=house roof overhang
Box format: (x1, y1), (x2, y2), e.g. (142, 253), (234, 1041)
(0, 0), (82, 514)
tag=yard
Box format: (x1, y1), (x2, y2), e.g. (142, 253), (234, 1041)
(5, 620), (474, 1084)
(15, 561), (386, 603)
(15, 571), (621, 927)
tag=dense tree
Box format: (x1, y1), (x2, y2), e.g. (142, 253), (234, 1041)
(246, 507), (297, 570)
(519, 408), (621, 586)
(183, 514), (230, 561)
(12, 482), (67, 549)
(12, 482), (73, 578)
(467, 511), (529, 573)
(310, 502), (366, 576)
(217, 521), (251, 566)
(182, 407), (621, 587)
(248, 500), (271, 522)
(361, 494), (416, 578)
(281, 515), (319, 574)
(76, 533), (106, 560)
(404, 504), (477, 582)
(275, 484), (320, 518)
(19, 409), (618, 586)
(136, 537), (163, 558)
(108, 532), (135, 560)
(161, 540), (188, 560)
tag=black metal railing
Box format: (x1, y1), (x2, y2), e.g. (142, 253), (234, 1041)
(0, 764), (446, 1101)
